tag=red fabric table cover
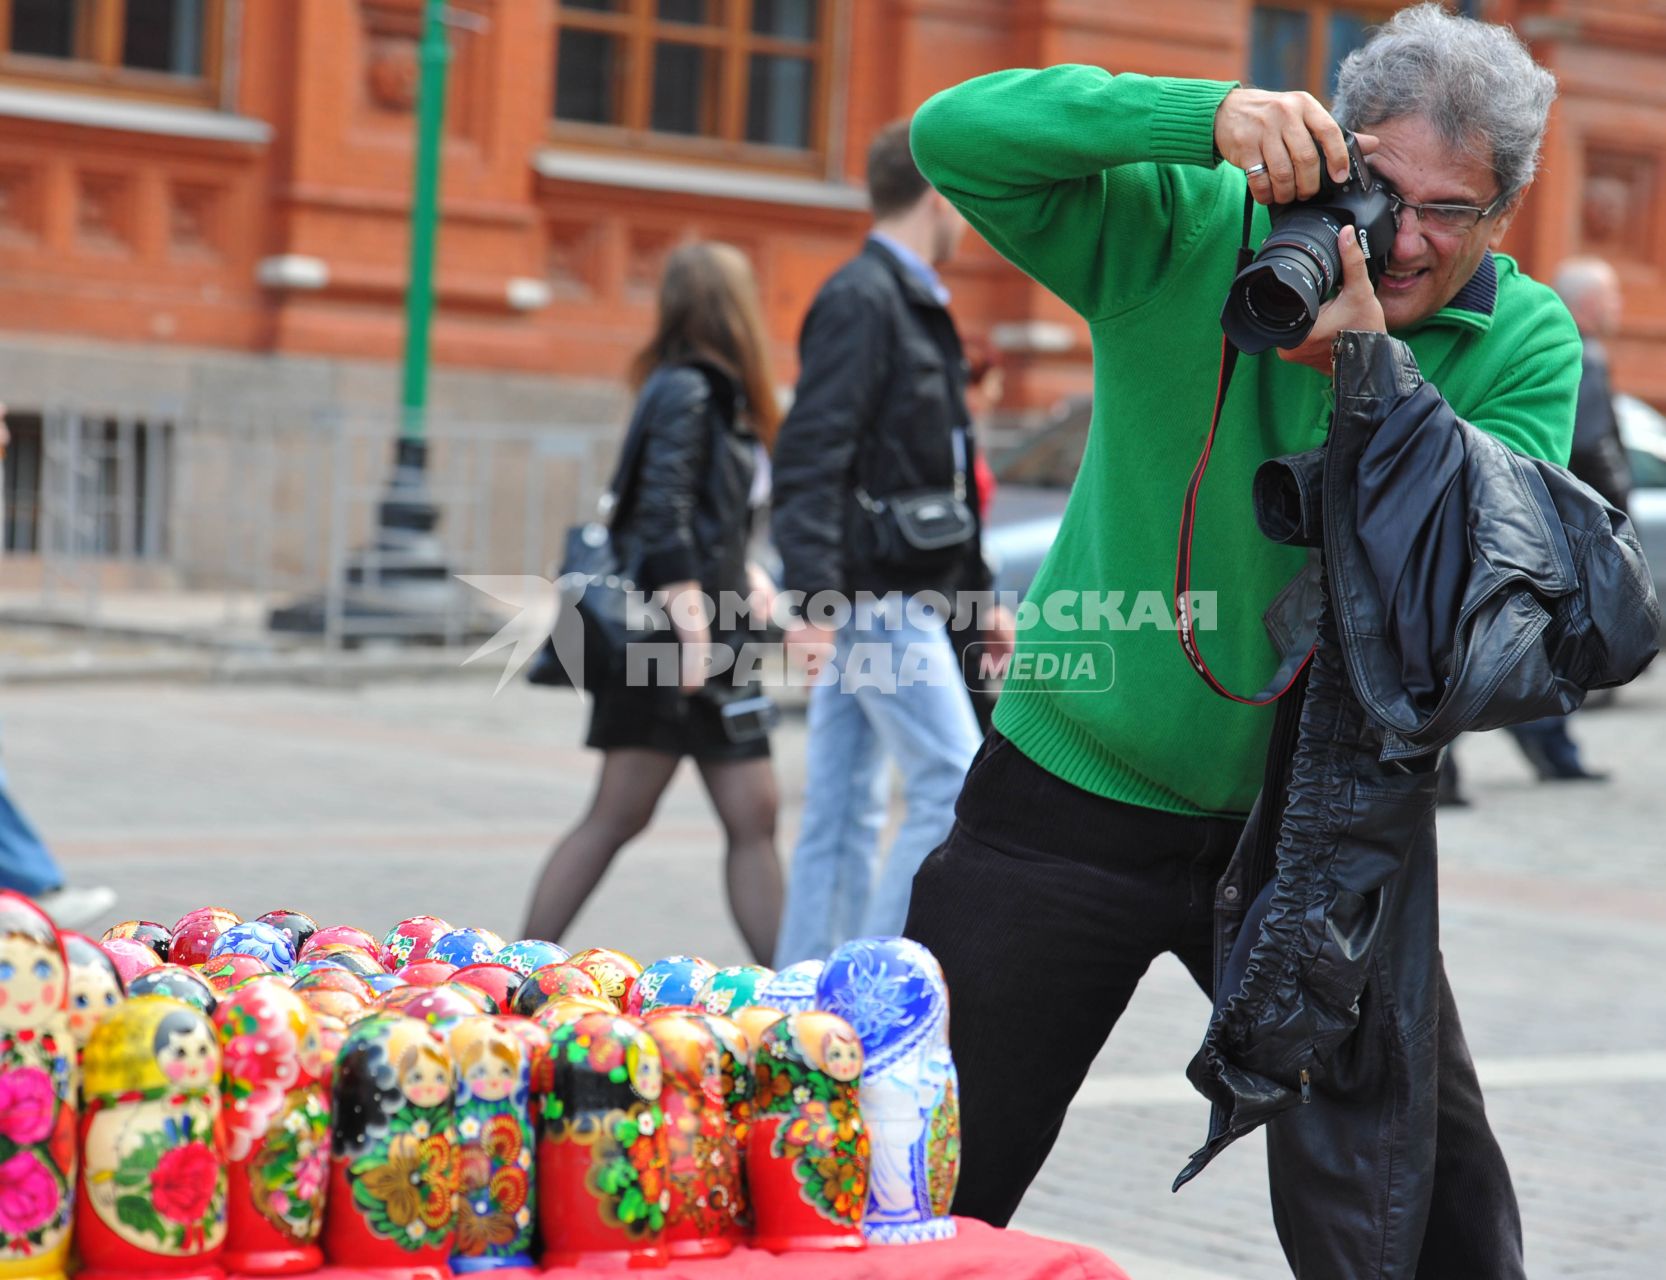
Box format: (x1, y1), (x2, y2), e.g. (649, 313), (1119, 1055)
(270, 1220), (1131, 1280)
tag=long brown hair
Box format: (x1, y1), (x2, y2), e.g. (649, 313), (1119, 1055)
(628, 241), (782, 449)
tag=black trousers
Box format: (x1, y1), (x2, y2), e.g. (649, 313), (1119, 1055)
(904, 732), (1524, 1278)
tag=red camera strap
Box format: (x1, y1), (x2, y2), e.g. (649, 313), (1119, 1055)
(1173, 190), (1316, 706)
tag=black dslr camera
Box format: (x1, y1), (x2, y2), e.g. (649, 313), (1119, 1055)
(1220, 131), (1398, 354)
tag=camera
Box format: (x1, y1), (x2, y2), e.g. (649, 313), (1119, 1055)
(1220, 131), (1398, 354)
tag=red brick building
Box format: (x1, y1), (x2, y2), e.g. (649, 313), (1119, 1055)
(3, 1), (1664, 557)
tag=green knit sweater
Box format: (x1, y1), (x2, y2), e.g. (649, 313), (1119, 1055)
(912, 66), (1581, 816)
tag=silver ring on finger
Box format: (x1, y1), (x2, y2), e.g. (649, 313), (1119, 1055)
(1245, 162), (1269, 178)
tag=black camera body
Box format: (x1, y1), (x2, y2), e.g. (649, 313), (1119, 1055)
(1220, 132), (1398, 354)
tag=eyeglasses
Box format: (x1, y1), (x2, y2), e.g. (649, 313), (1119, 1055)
(1387, 191), (1507, 236)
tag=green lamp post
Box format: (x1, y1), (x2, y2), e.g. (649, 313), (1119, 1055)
(377, 0), (450, 560)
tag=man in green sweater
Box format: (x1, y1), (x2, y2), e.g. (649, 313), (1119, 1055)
(902, 6), (1575, 1274)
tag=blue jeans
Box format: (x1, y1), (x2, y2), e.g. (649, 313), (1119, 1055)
(774, 600), (981, 967)
(0, 751), (61, 896)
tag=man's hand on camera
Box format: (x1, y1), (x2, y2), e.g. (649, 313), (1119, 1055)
(1278, 225), (1386, 377)
(1214, 88), (1376, 206)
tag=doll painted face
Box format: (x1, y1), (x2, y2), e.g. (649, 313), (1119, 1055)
(155, 1010), (219, 1089)
(463, 1041), (519, 1102)
(400, 1045), (452, 1108)
(819, 1027), (864, 1083)
(628, 1040), (663, 1102)
(0, 933), (66, 1032)
(68, 961), (123, 1046)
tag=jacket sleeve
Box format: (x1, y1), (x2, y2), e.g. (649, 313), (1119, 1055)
(770, 278), (891, 599)
(909, 67), (1238, 320)
(628, 368), (711, 592)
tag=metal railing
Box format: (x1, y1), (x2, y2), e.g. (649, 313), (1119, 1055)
(14, 407), (608, 651)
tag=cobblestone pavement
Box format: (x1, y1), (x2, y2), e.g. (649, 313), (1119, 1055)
(5, 667), (1663, 1279)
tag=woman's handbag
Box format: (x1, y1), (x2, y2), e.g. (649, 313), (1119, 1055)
(527, 378), (675, 692)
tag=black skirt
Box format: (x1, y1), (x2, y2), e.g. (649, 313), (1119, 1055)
(585, 683), (771, 761)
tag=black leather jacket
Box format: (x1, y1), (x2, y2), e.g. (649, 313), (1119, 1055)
(610, 362), (757, 629)
(772, 239), (991, 600)
(1175, 332), (1659, 1276)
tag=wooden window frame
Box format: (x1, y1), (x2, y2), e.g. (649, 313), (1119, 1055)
(551, 0), (834, 175)
(1249, 0), (1401, 100)
(0, 0), (224, 107)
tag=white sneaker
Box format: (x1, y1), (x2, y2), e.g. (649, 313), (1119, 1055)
(30, 885), (118, 930)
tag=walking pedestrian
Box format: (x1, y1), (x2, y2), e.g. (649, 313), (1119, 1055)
(522, 243), (784, 963)
(770, 121), (1008, 967)
(904, 7), (1575, 1275)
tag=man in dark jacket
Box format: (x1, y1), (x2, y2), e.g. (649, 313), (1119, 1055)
(1507, 256), (1633, 780)
(770, 121), (1006, 965)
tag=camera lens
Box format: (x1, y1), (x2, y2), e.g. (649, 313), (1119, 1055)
(1220, 211), (1344, 354)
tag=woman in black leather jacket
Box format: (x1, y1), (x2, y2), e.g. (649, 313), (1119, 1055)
(522, 243), (785, 961)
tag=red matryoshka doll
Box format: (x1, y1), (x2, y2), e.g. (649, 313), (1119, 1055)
(62, 929), (125, 1055)
(686, 1010), (753, 1246)
(169, 908), (242, 969)
(448, 965), (523, 1015)
(642, 1011), (732, 1259)
(565, 948), (642, 1012)
(311, 1014), (350, 1078)
(748, 1011), (868, 1253)
(298, 926), (379, 962)
(0, 891), (77, 1280)
(200, 955), (272, 998)
(77, 994), (227, 1280)
(380, 917), (452, 972)
(529, 996), (615, 1044)
(510, 964), (602, 1018)
(448, 1017), (537, 1272)
(214, 981), (330, 1274)
(323, 1013), (457, 1275)
(396, 959), (457, 987)
(539, 1012), (669, 1269)
(101, 938), (163, 989)
(103, 920), (172, 961)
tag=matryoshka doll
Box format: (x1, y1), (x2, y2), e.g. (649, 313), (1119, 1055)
(103, 920), (172, 960)
(208, 923), (296, 974)
(101, 938), (163, 989)
(510, 964), (602, 1018)
(77, 994), (227, 1280)
(696, 964), (773, 1017)
(298, 925), (380, 962)
(380, 917), (452, 972)
(625, 955), (716, 1018)
(539, 1012), (669, 1269)
(128, 965), (219, 1018)
(254, 911), (318, 961)
(169, 908), (242, 969)
(642, 1011), (731, 1259)
(448, 1017), (537, 1272)
(0, 892), (77, 1280)
(448, 964), (523, 1015)
(688, 1010), (754, 1246)
(427, 929), (505, 971)
(819, 937), (958, 1243)
(323, 1014), (457, 1275)
(62, 929), (125, 1055)
(490, 940), (568, 979)
(748, 1011), (868, 1253)
(756, 960), (823, 1014)
(565, 948), (642, 1012)
(200, 955), (272, 998)
(214, 981), (330, 1274)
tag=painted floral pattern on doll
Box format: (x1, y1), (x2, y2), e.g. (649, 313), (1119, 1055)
(250, 1088), (329, 1241)
(0, 895), (78, 1267)
(544, 1019), (668, 1238)
(753, 1016), (868, 1229)
(80, 997), (227, 1258)
(926, 1072), (960, 1219)
(451, 1018), (536, 1264)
